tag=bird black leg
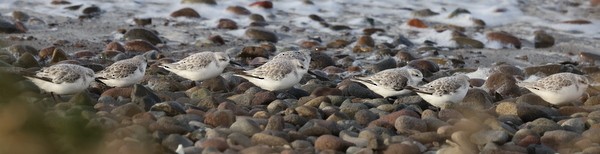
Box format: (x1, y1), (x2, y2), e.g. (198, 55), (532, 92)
(50, 92), (58, 103)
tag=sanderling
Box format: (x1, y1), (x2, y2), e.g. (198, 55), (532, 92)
(22, 63), (95, 100)
(517, 72), (591, 105)
(159, 51), (231, 81)
(96, 55), (147, 87)
(351, 67), (425, 98)
(407, 74), (470, 108)
(233, 58), (307, 91)
(272, 50), (329, 81)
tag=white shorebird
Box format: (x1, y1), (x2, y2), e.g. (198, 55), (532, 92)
(517, 72), (592, 106)
(351, 67), (425, 98)
(96, 55), (147, 87)
(407, 74), (470, 108)
(23, 63), (95, 101)
(233, 58), (308, 91)
(159, 51), (232, 82)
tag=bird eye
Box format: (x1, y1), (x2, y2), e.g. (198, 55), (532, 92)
(299, 65), (305, 69)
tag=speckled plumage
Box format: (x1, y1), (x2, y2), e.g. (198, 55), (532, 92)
(159, 51), (231, 81)
(24, 63), (95, 95)
(96, 55), (147, 87)
(234, 58), (307, 91)
(518, 72), (590, 105)
(410, 74), (470, 108)
(351, 67), (424, 98)
(272, 50), (311, 66)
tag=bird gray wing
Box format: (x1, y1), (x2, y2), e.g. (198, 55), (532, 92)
(98, 62), (139, 79)
(246, 60), (293, 81)
(369, 70), (409, 91)
(173, 53), (214, 70)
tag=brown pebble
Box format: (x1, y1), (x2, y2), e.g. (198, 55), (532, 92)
(217, 18), (238, 29)
(533, 30), (555, 48)
(101, 87), (133, 98)
(407, 18), (427, 28)
(38, 46), (57, 60)
(245, 27), (278, 43)
(407, 59), (440, 77)
(170, 7), (201, 18)
(204, 109), (235, 127)
(363, 28), (384, 35)
(326, 39), (350, 48)
(486, 31), (521, 49)
(73, 50), (96, 58)
(249, 1), (273, 9)
(308, 14), (325, 22)
(352, 35), (375, 53)
(105, 41), (125, 52)
(484, 72), (521, 99)
(208, 35), (225, 45)
(314, 135), (353, 151)
(124, 40), (159, 52)
(227, 6), (251, 15)
(199, 138), (228, 152)
(238, 46), (270, 59)
(133, 18), (151, 26)
(249, 14), (265, 22)
(562, 19), (592, 24)
(51, 0), (71, 5)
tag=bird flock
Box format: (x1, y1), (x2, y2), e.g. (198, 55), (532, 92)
(21, 50), (596, 108)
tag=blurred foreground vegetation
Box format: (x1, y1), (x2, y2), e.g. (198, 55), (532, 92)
(0, 71), (105, 154)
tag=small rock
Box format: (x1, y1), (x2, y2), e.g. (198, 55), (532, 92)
(198, 138), (228, 152)
(315, 135), (353, 151)
(327, 39), (350, 49)
(470, 130), (509, 145)
(352, 35), (375, 53)
(133, 18), (152, 26)
(452, 37), (484, 49)
(150, 102), (186, 116)
(0, 19), (24, 34)
(249, 1), (273, 9)
(204, 109), (235, 127)
(486, 31), (521, 49)
(407, 18), (427, 28)
(230, 118), (262, 136)
(123, 28), (163, 45)
(199, 76), (229, 92)
(265, 115), (284, 131)
(170, 7), (201, 18)
(131, 84), (160, 111)
(251, 91), (276, 105)
(540, 130), (580, 150)
(412, 9), (439, 17)
(562, 19), (592, 24)
(12, 11), (30, 22)
(124, 40), (160, 52)
(409, 132), (443, 144)
(13, 52), (39, 68)
(149, 116), (191, 134)
(460, 89), (494, 110)
(245, 27), (278, 43)
(582, 127), (600, 143)
(227, 6), (251, 15)
(561, 118), (585, 133)
(484, 72), (521, 99)
(527, 118), (562, 135)
(181, 0), (216, 5)
(162, 134), (194, 151)
(251, 133), (289, 146)
(111, 103), (144, 117)
(407, 59), (439, 77)
(217, 18), (238, 29)
(533, 30), (554, 48)
(384, 143), (420, 154)
(395, 115), (427, 132)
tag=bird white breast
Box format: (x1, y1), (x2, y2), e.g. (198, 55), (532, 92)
(99, 68), (145, 87)
(166, 61), (224, 81)
(527, 84), (586, 105)
(27, 76), (92, 95)
(418, 85), (468, 108)
(243, 71), (302, 91)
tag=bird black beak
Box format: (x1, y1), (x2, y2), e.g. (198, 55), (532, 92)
(422, 78), (429, 83)
(308, 70), (329, 81)
(229, 61), (243, 66)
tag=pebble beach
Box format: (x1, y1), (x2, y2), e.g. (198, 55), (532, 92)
(2, 0), (600, 154)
